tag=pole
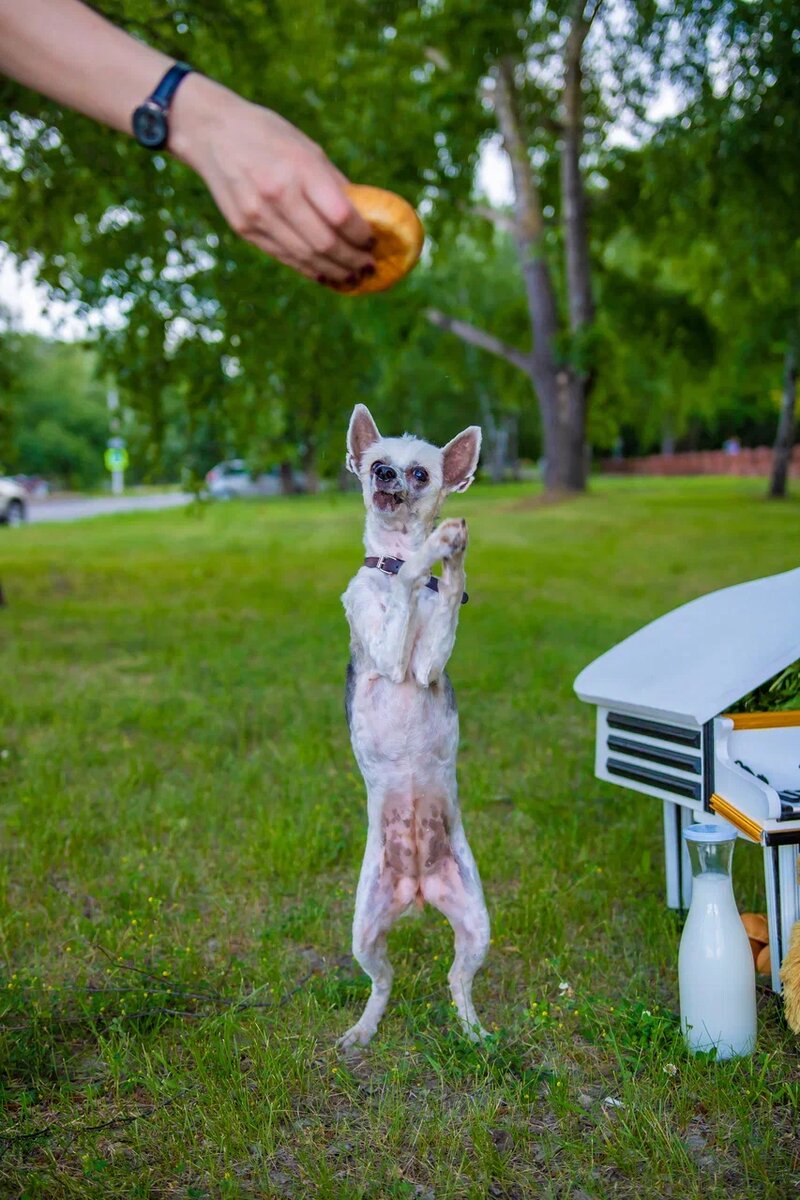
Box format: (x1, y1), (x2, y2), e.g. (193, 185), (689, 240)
(107, 384), (124, 495)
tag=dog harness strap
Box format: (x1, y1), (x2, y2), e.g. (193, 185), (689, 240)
(363, 556), (469, 605)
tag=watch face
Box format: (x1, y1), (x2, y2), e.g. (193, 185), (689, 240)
(133, 103), (167, 149)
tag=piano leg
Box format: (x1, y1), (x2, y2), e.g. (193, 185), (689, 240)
(763, 842), (800, 994)
(663, 800), (693, 911)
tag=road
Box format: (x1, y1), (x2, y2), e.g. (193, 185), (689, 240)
(28, 492), (192, 524)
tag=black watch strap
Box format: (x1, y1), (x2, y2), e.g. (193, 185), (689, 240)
(132, 61), (193, 150)
(150, 62), (193, 110)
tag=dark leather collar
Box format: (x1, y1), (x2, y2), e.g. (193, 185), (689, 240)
(364, 555), (469, 605)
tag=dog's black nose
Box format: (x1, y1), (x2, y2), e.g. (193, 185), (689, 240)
(373, 463), (397, 484)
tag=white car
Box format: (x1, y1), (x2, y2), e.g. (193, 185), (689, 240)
(204, 460), (305, 499)
(0, 478), (26, 526)
(205, 459), (259, 499)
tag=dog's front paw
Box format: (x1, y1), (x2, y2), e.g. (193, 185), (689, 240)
(428, 518), (468, 562)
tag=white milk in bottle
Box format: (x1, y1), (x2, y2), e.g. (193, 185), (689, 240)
(678, 823), (756, 1058)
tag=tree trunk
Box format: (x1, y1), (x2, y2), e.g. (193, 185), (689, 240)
(558, 7), (595, 491)
(494, 57), (582, 493)
(279, 461), (294, 495)
(507, 413), (520, 479)
(769, 340), (798, 499)
(478, 391), (510, 482)
(426, 8), (599, 495)
(302, 442), (319, 494)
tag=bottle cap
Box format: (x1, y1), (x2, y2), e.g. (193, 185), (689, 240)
(683, 822), (737, 844)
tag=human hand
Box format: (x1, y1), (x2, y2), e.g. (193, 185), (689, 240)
(169, 74), (376, 286)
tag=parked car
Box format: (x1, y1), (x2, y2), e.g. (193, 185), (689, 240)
(12, 474), (50, 497)
(0, 478), (27, 526)
(204, 460), (306, 499)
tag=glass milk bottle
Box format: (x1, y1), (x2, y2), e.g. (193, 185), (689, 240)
(678, 823), (757, 1058)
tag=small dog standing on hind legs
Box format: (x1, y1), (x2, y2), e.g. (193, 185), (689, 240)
(339, 403), (490, 1049)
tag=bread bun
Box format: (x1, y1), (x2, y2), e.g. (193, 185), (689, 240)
(740, 912), (769, 944)
(334, 185), (424, 295)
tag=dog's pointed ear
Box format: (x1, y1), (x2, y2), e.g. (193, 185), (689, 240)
(346, 405), (381, 475)
(442, 426), (482, 493)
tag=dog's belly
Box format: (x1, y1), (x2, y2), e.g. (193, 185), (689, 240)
(348, 667), (462, 906)
(348, 668), (458, 772)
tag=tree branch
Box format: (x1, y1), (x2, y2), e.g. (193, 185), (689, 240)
(423, 46), (450, 71)
(584, 0), (604, 32)
(426, 309), (532, 374)
(468, 204), (515, 234)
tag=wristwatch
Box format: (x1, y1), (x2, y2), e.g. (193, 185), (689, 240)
(132, 62), (194, 150)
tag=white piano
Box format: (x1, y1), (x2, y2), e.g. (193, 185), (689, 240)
(574, 566), (800, 992)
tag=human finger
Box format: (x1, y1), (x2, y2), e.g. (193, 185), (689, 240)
(281, 190), (374, 279)
(245, 228), (353, 289)
(249, 207), (357, 284)
(303, 171), (376, 253)
(243, 229), (317, 281)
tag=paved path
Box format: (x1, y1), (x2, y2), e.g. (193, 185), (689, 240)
(28, 492), (192, 523)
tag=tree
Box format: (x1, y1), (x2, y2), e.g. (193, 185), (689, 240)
(1, 0), (792, 497)
(406, 0), (731, 491)
(366, 224), (533, 473)
(0, 335), (109, 487)
(604, 0), (799, 493)
(0, 0), (478, 482)
(588, 263), (717, 455)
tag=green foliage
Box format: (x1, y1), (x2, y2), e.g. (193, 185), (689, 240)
(736, 661), (800, 713)
(0, 334), (108, 487)
(599, 0), (800, 455)
(367, 226), (536, 454)
(0, 1), (796, 475)
(0, 0), (482, 472)
(590, 263), (718, 452)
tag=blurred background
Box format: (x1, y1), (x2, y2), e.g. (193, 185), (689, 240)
(0, 0), (797, 504)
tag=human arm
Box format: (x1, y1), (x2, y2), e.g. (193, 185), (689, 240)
(0, 0), (376, 285)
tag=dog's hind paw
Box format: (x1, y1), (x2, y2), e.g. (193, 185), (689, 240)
(463, 1022), (490, 1044)
(336, 1022), (376, 1050)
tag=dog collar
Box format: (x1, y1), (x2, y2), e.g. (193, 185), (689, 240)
(364, 555), (469, 605)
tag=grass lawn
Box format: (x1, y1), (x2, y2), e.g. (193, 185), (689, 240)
(1, 476), (799, 1198)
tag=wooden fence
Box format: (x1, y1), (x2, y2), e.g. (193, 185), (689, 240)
(600, 446), (799, 478)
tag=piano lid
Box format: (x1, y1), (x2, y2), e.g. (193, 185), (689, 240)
(574, 565), (800, 726)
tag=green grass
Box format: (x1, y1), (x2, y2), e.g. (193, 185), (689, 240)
(1, 476), (799, 1198)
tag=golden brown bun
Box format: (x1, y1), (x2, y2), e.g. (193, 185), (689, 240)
(333, 185), (424, 295)
(740, 912), (769, 944)
(748, 937), (763, 966)
(756, 943), (771, 975)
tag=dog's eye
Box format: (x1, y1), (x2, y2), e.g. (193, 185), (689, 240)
(371, 461), (385, 473)
(412, 467), (428, 484)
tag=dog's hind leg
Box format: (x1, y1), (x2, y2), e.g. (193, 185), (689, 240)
(419, 817), (490, 1041)
(338, 820), (417, 1049)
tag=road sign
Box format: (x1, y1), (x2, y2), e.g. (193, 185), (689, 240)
(104, 447), (129, 472)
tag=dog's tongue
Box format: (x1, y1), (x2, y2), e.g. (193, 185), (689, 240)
(374, 491), (401, 512)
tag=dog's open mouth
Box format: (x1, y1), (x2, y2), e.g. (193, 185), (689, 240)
(373, 490), (405, 513)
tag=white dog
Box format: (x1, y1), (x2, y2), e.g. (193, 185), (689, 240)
(339, 404), (490, 1048)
